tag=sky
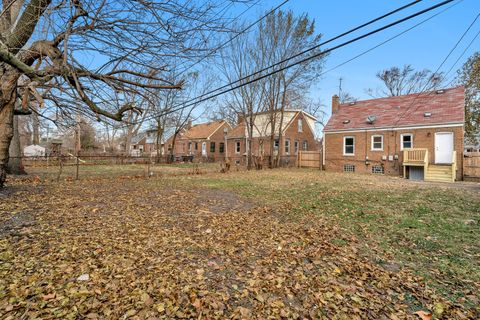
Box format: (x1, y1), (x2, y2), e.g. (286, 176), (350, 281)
(232, 0), (479, 116)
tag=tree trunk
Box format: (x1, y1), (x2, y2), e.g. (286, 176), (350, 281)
(0, 82), (17, 187)
(7, 114), (26, 174)
(32, 106), (40, 145)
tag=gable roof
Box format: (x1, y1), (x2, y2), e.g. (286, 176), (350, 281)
(324, 86), (465, 132)
(184, 120), (229, 139)
(227, 122), (246, 139)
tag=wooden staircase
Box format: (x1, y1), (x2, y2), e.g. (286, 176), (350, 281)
(403, 148), (456, 183)
(425, 165), (455, 182)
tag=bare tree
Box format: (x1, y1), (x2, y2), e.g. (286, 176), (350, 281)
(0, 0), (246, 187)
(256, 11), (326, 167)
(457, 52), (480, 144)
(366, 65), (443, 98)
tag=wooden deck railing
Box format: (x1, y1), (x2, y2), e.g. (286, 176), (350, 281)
(403, 148), (428, 166)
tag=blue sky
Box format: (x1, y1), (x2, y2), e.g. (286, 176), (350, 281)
(236, 0), (479, 114)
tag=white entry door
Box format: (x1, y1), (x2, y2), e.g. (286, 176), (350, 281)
(202, 142), (207, 156)
(434, 132), (453, 164)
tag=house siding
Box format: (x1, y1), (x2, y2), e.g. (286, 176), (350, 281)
(324, 126), (464, 179)
(227, 112), (318, 166)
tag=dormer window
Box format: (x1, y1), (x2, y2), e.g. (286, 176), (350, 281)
(424, 112), (432, 117)
(342, 120), (350, 124)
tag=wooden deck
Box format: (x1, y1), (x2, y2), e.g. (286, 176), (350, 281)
(403, 148), (456, 182)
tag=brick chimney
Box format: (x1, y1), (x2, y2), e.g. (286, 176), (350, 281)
(237, 112), (245, 125)
(332, 95), (340, 114)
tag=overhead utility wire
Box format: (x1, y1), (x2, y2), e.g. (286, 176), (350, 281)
(135, 0), (455, 125)
(174, 0), (423, 107)
(392, 9), (480, 126)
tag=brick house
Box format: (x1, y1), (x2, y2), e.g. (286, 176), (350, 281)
(323, 86), (465, 182)
(227, 110), (318, 166)
(172, 120), (231, 161)
(130, 129), (157, 156)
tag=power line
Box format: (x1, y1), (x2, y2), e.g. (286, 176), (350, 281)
(319, 0), (462, 80)
(444, 28), (480, 85)
(135, 0), (455, 126)
(173, 0), (424, 110)
(392, 8), (480, 127)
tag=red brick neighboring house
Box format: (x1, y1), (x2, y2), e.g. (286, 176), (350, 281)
(172, 120), (231, 161)
(227, 110), (318, 166)
(323, 86), (465, 182)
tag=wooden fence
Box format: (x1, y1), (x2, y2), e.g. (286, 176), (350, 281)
(297, 151), (322, 169)
(464, 152), (480, 181)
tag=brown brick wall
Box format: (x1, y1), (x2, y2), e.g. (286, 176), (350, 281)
(324, 126), (464, 179)
(226, 112), (318, 166)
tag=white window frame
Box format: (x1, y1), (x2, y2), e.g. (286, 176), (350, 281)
(303, 140), (308, 151)
(343, 136), (355, 156)
(235, 140), (241, 154)
(298, 119), (303, 132)
(294, 140), (299, 155)
(371, 135), (383, 151)
(400, 133), (413, 150)
(285, 139), (290, 154)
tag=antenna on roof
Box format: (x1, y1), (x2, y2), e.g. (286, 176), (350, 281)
(366, 115), (377, 124)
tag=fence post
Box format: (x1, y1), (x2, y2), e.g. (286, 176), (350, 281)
(75, 152), (80, 180)
(297, 151), (301, 168)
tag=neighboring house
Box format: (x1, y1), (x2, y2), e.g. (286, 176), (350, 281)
(172, 120), (232, 161)
(23, 144), (46, 157)
(323, 86), (465, 182)
(227, 110), (318, 166)
(130, 129), (156, 156)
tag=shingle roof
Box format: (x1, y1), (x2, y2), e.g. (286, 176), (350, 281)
(227, 122), (246, 139)
(324, 86), (465, 132)
(184, 120), (227, 139)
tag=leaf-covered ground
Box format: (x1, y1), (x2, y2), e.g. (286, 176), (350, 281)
(0, 168), (479, 319)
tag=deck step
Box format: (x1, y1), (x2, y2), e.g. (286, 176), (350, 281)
(425, 164), (454, 182)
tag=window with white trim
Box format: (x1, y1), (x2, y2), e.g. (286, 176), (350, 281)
(294, 140), (299, 154)
(371, 135), (383, 151)
(303, 140), (308, 151)
(285, 139), (290, 154)
(344, 164), (355, 172)
(371, 165), (384, 174)
(235, 141), (241, 154)
(274, 139), (279, 150)
(401, 134), (413, 150)
(343, 136), (355, 155)
(298, 119), (303, 132)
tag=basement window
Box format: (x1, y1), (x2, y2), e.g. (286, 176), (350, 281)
(371, 165), (384, 174)
(344, 164), (355, 172)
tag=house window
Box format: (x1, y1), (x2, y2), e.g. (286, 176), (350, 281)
(371, 165), (384, 174)
(343, 136), (355, 155)
(195, 142), (198, 150)
(274, 139), (279, 150)
(235, 141), (241, 154)
(371, 135), (383, 151)
(219, 142), (225, 153)
(210, 142), (215, 153)
(401, 134), (413, 150)
(285, 139), (290, 154)
(294, 140), (299, 154)
(303, 140), (308, 151)
(188, 142), (192, 152)
(344, 164), (355, 172)
(298, 119), (303, 132)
